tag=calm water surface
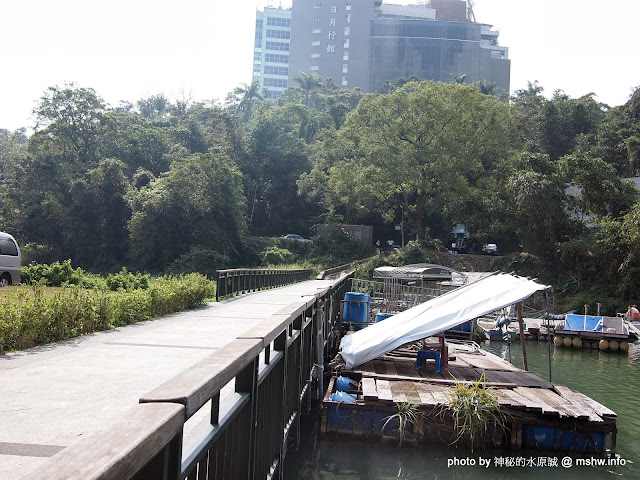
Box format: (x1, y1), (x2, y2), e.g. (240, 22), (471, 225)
(284, 341), (640, 479)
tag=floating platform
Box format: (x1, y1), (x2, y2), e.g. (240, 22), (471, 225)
(323, 346), (617, 454)
(554, 314), (633, 352)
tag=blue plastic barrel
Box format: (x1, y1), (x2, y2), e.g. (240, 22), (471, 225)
(343, 292), (370, 330)
(374, 313), (394, 323)
(336, 376), (358, 391)
(329, 391), (356, 404)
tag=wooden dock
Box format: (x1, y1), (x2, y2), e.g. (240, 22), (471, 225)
(323, 345), (617, 453)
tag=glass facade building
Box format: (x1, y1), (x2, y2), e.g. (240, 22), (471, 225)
(369, 18), (510, 92)
(254, 7), (292, 99)
(255, 1), (510, 96)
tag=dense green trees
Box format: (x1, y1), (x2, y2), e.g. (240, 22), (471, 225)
(1, 77), (639, 309)
(128, 153), (246, 271)
(301, 81), (514, 239)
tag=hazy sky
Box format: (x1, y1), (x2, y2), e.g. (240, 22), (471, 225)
(1, 0), (638, 131)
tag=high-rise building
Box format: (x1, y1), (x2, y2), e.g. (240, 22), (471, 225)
(253, 6), (292, 99)
(286, 0), (510, 94)
(289, 0), (377, 90)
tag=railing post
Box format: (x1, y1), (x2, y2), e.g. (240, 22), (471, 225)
(274, 329), (288, 479)
(236, 357), (258, 480)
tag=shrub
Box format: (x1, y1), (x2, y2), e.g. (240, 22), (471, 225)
(353, 255), (390, 279)
(311, 224), (375, 266)
(388, 240), (433, 266)
(106, 268), (151, 291)
(382, 400), (424, 448)
(262, 246), (295, 266)
(276, 237), (313, 257)
(21, 260), (88, 287)
(166, 246), (230, 279)
(0, 274), (215, 353)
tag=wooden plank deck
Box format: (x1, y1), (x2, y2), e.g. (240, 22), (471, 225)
(361, 377), (378, 400)
(345, 348), (614, 427)
(375, 380), (394, 403)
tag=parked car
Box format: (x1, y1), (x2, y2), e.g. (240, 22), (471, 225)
(482, 243), (498, 255)
(280, 234), (312, 243)
(0, 232), (21, 285)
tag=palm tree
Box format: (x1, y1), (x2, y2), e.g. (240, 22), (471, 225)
(228, 78), (265, 122)
(292, 72), (323, 106)
(450, 73), (467, 84)
(475, 79), (498, 96)
(137, 94), (170, 119)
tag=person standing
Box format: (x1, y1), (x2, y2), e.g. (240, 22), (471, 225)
(626, 305), (640, 322)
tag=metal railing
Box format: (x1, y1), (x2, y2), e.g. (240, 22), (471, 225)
(350, 277), (555, 319)
(350, 278), (456, 313)
(216, 268), (313, 301)
(316, 257), (373, 280)
(24, 273), (353, 480)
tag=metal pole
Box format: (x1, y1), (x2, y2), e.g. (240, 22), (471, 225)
(546, 291), (552, 382)
(401, 205), (405, 248)
(517, 302), (528, 371)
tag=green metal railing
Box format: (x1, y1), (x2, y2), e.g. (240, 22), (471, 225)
(216, 268), (313, 301)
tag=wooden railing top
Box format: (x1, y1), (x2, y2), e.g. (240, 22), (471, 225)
(20, 273), (354, 480)
(316, 257), (373, 280)
(138, 293), (328, 419)
(140, 338), (263, 419)
(23, 403), (185, 480)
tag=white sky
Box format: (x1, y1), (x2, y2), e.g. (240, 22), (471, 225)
(1, 0), (638, 131)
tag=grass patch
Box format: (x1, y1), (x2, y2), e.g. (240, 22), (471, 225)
(0, 273), (215, 354)
(383, 399), (425, 448)
(443, 373), (507, 452)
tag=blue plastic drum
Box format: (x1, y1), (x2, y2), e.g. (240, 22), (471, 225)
(329, 391), (357, 403)
(342, 292), (371, 330)
(374, 313), (394, 323)
(335, 376), (358, 391)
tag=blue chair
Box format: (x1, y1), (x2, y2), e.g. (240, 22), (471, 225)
(415, 350), (441, 373)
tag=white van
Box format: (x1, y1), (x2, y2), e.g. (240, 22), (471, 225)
(0, 232), (21, 286)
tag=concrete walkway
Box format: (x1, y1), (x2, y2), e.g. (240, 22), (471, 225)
(0, 279), (337, 479)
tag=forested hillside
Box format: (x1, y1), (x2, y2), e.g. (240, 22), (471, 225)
(1, 76), (639, 311)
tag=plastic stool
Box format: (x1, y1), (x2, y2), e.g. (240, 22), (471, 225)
(415, 350), (441, 373)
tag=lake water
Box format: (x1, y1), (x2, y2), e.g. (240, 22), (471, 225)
(284, 341), (640, 479)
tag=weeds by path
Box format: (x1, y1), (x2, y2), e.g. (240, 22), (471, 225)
(0, 273), (215, 354)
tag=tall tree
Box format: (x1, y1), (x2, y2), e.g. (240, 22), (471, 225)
(137, 94), (170, 120)
(67, 159), (131, 267)
(594, 87), (640, 176)
(33, 84), (107, 165)
(226, 79), (265, 122)
(292, 72), (323, 106)
(506, 152), (573, 260)
(128, 153), (247, 270)
(309, 81), (514, 237)
(559, 152), (637, 219)
(239, 105), (312, 235)
(0, 129), (27, 234)
(512, 83), (605, 161)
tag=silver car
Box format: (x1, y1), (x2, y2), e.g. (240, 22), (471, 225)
(280, 234), (312, 243)
(0, 232), (21, 285)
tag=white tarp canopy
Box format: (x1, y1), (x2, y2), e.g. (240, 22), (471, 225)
(339, 273), (550, 369)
